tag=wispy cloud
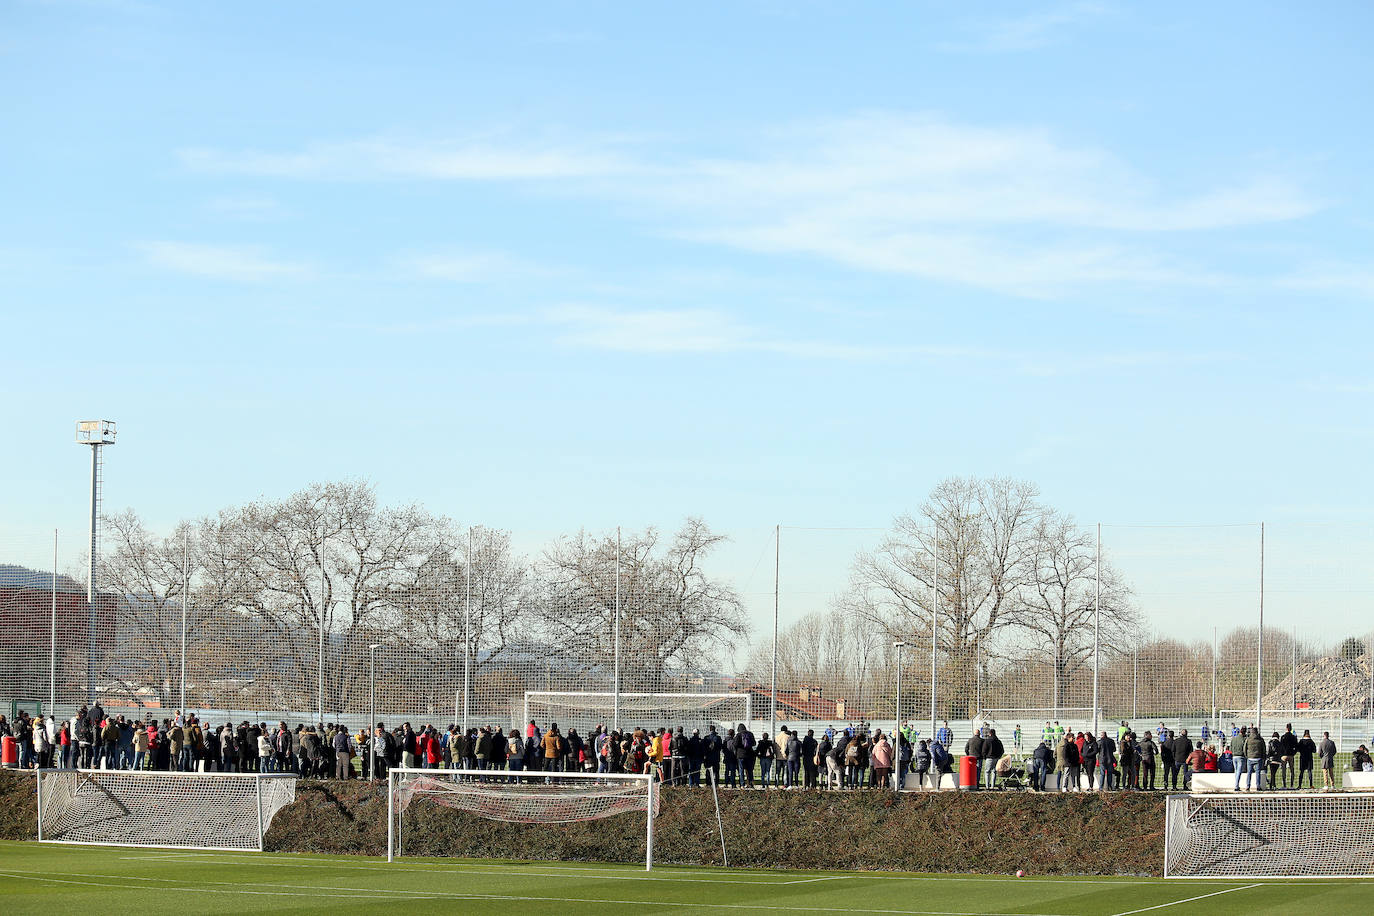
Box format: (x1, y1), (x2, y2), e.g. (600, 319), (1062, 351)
(941, 2), (1110, 53)
(175, 112), (1317, 298)
(640, 114), (1310, 295)
(179, 136), (627, 181)
(1280, 263), (1374, 299)
(1301, 376), (1374, 395)
(397, 250), (532, 283)
(543, 305), (937, 359)
(206, 195), (287, 221)
(138, 241), (308, 281)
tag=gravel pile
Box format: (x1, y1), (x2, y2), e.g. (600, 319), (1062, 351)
(1262, 653), (1373, 717)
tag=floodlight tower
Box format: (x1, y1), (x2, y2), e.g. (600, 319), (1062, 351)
(77, 419), (116, 703)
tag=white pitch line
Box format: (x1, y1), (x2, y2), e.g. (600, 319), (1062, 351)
(1110, 884), (1261, 916)
(0, 868), (1076, 916)
(0, 872), (438, 901)
(109, 849), (1162, 887)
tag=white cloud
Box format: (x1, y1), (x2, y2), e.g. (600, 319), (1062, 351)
(138, 241), (307, 281)
(176, 112), (1318, 298)
(398, 250), (529, 283)
(942, 2), (1110, 53)
(207, 195), (287, 221)
(543, 305), (938, 359)
(180, 137), (626, 181)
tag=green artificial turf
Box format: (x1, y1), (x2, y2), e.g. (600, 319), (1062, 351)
(0, 840), (1371, 915)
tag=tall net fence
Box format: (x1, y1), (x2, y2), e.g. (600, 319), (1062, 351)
(3, 491), (1373, 746)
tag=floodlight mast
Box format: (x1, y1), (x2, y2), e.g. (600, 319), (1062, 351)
(76, 420), (116, 704)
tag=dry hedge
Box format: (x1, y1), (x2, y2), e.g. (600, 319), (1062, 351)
(0, 773), (1163, 875)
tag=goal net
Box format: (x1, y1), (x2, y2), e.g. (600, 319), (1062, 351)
(522, 692), (751, 735)
(1165, 793), (1374, 877)
(388, 768), (658, 869)
(37, 770), (297, 851)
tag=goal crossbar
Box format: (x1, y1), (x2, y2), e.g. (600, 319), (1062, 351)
(386, 767), (658, 869)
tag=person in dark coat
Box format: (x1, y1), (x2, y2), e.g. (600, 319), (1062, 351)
(981, 729), (1004, 789)
(801, 729), (818, 789)
(1096, 732), (1116, 791)
(702, 725), (722, 785)
(1279, 725), (1299, 789)
(1171, 729), (1194, 790)
(1138, 731), (1157, 790)
(1296, 729), (1317, 789)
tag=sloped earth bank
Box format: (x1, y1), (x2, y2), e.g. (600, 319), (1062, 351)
(0, 773), (1164, 875)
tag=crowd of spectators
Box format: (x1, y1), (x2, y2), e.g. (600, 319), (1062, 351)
(3, 705), (1370, 794)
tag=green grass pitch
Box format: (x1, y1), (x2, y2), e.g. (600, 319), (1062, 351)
(0, 841), (1371, 914)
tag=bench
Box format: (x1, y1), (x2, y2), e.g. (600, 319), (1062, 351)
(1342, 770), (1374, 789)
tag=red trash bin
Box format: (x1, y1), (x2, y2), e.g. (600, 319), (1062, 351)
(959, 754), (977, 789)
(0, 736), (16, 767)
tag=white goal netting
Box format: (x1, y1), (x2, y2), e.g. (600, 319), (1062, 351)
(522, 692), (751, 734)
(1165, 793), (1374, 877)
(38, 770), (297, 851)
(389, 768), (658, 867)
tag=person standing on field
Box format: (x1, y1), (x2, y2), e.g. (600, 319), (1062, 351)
(1231, 727), (1249, 790)
(1138, 731), (1157, 790)
(1279, 724), (1298, 789)
(1296, 729), (1316, 789)
(1056, 734), (1079, 792)
(1244, 726), (1267, 790)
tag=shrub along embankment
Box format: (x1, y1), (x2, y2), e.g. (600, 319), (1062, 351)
(0, 773), (1164, 875)
(269, 780), (1164, 875)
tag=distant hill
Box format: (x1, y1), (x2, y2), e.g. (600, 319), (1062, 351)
(0, 564), (85, 593)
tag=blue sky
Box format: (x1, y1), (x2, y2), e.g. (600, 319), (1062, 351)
(3, 2), (1372, 643)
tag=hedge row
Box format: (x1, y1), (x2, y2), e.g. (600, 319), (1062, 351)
(0, 772), (1165, 875)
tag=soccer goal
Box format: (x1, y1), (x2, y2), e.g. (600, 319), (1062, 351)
(1164, 792), (1374, 877)
(522, 691), (751, 734)
(1219, 708), (1343, 745)
(387, 767), (658, 869)
(37, 769), (297, 851)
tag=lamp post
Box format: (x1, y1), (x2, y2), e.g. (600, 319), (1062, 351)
(893, 640), (906, 791)
(76, 420), (115, 705)
(369, 643), (380, 781)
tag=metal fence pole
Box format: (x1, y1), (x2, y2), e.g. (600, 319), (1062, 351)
(180, 535), (189, 712)
(50, 528), (58, 713)
(614, 526), (621, 733)
(1256, 522), (1265, 734)
(770, 524), (779, 737)
(1092, 522), (1100, 736)
(463, 526), (472, 731)
(929, 528), (938, 741)
(318, 531), (326, 725)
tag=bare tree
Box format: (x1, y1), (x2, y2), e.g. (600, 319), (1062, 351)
(842, 476), (1044, 717)
(1017, 511), (1136, 710)
(97, 511), (196, 709)
(537, 518), (749, 692)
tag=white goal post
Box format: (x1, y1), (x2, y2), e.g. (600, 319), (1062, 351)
(1164, 792), (1374, 878)
(387, 767), (658, 870)
(36, 769), (297, 851)
(522, 691), (752, 733)
(1218, 708), (1344, 745)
